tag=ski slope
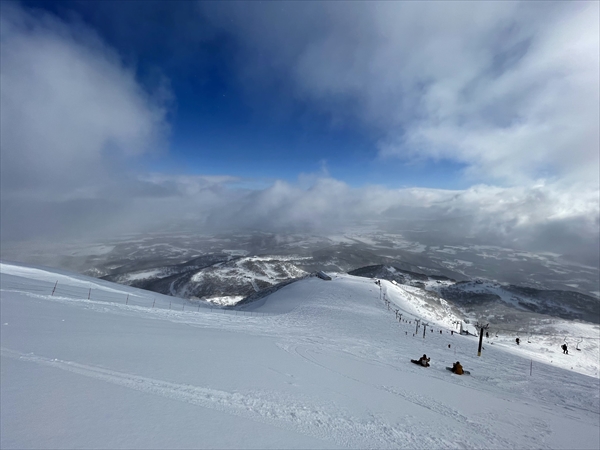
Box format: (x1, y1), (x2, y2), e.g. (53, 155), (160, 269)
(1, 262), (599, 449)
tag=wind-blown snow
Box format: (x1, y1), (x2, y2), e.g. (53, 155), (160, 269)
(1, 262), (598, 449)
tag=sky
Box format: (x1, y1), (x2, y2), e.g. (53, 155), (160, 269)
(1, 1), (599, 264)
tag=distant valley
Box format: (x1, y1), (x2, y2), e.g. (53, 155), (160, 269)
(3, 230), (598, 335)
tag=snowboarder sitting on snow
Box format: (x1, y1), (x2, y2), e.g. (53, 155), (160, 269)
(451, 361), (464, 375)
(410, 354), (430, 367)
(417, 354), (430, 367)
(561, 343), (568, 354)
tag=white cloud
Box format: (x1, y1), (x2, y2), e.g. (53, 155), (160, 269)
(203, 1), (599, 186)
(1, 2), (597, 268)
(0, 3), (169, 199)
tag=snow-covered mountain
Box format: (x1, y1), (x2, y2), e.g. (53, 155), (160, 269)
(5, 230), (597, 297)
(349, 264), (600, 324)
(102, 254), (309, 305)
(1, 261), (598, 448)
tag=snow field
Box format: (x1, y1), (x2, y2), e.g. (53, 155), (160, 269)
(1, 263), (599, 448)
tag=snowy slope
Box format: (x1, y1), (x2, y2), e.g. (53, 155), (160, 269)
(1, 262), (599, 449)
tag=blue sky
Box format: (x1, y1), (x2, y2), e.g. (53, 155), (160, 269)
(16, 0), (472, 189)
(1, 1), (598, 263)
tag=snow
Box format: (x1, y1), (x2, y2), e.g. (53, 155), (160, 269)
(122, 269), (164, 281)
(435, 248), (457, 255)
(223, 249), (250, 256)
(1, 262), (599, 449)
(189, 256), (307, 287)
(198, 295), (245, 306)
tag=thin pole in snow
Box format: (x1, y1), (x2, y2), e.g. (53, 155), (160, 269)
(126, 294), (129, 305)
(152, 299), (155, 308)
(197, 304), (200, 312)
(51, 281), (58, 296)
(169, 301), (171, 310)
(88, 288), (91, 300)
(530, 359), (533, 376)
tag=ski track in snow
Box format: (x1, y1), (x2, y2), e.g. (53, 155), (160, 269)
(379, 385), (522, 449)
(2, 348), (415, 449)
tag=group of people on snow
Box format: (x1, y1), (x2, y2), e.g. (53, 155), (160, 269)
(411, 354), (465, 375)
(517, 338), (569, 355)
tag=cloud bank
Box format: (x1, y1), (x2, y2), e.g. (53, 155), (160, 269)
(1, 2), (598, 268)
(0, 2), (168, 199)
(200, 1), (599, 186)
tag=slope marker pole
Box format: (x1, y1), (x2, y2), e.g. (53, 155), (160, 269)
(88, 288), (91, 300)
(51, 281), (58, 296)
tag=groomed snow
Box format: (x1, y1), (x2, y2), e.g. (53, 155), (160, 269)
(1, 262), (599, 449)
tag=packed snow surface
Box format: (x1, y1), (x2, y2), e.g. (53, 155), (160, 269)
(1, 262), (599, 449)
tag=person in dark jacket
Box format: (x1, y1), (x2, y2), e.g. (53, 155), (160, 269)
(516, 337), (520, 345)
(418, 354), (430, 367)
(411, 354), (431, 367)
(562, 343), (568, 354)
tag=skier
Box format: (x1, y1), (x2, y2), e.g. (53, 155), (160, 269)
(516, 337), (520, 345)
(486, 332), (489, 338)
(562, 343), (568, 354)
(451, 361), (464, 375)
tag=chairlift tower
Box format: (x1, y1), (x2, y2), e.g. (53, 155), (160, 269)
(476, 321), (489, 357)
